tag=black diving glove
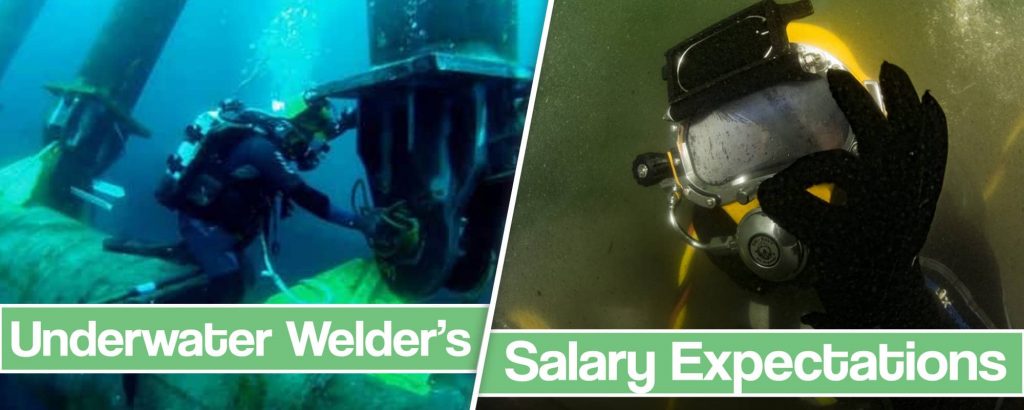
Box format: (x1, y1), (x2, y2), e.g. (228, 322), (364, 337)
(354, 208), (383, 238)
(757, 62), (952, 329)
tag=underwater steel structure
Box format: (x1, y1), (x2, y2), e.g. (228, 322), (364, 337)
(315, 0), (531, 299)
(40, 0), (186, 217)
(0, 0), (532, 406)
(367, 0), (518, 64)
(0, 0), (46, 83)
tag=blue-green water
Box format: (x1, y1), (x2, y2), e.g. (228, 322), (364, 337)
(0, 1), (547, 408)
(0, 0), (545, 284)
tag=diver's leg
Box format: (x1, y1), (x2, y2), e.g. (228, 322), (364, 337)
(178, 214), (246, 303)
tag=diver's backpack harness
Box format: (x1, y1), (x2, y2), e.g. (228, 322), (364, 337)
(155, 104), (282, 215)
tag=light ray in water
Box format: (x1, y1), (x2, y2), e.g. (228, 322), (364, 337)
(241, 0), (325, 103)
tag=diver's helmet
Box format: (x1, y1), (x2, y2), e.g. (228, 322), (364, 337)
(276, 91), (353, 171)
(632, 0), (884, 292)
(214, 92), (351, 171)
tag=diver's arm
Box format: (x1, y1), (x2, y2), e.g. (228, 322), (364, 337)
(287, 183), (362, 229)
(246, 137), (363, 230)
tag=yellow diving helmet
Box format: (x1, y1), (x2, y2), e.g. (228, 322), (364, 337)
(279, 91), (349, 171)
(632, 0), (885, 299)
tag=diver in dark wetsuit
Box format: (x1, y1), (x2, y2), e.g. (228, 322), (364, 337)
(106, 95), (376, 303)
(176, 100), (372, 303)
(110, 96), (377, 404)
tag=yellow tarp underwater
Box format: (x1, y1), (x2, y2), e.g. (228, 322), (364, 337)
(264, 258), (433, 396)
(0, 142), (59, 206)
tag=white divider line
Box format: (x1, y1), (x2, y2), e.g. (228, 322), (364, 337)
(469, 0), (556, 407)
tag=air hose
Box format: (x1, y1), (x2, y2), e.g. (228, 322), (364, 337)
(259, 232), (335, 304)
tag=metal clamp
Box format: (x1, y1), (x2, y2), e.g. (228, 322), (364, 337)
(667, 187), (736, 255)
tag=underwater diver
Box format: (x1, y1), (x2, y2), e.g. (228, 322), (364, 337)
(633, 2), (1012, 408)
(633, 0), (1006, 332)
(104, 94), (377, 303)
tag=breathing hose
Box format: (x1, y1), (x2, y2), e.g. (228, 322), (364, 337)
(258, 232), (334, 304)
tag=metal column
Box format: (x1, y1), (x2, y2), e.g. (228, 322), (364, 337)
(40, 0), (187, 217)
(314, 0), (530, 300)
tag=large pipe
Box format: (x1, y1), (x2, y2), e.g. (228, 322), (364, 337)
(0, 205), (193, 304)
(0, 0), (46, 83)
(0, 203), (194, 408)
(0, 203), (462, 408)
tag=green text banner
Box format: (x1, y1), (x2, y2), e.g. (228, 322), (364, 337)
(479, 330), (1024, 396)
(0, 304), (486, 372)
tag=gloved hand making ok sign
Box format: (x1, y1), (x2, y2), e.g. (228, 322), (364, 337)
(757, 62), (953, 329)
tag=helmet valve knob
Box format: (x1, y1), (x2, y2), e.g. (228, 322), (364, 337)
(735, 209), (806, 283)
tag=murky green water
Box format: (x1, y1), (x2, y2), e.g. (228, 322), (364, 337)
(490, 1), (1024, 408)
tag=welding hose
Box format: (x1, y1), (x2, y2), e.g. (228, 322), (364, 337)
(96, 270), (205, 304)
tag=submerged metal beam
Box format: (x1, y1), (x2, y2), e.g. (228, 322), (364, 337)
(76, 0), (187, 109)
(0, 0), (46, 83)
(368, 0), (517, 66)
(316, 0), (530, 300)
(40, 0), (187, 217)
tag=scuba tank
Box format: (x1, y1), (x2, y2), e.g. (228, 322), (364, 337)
(154, 99), (282, 214)
(155, 93), (347, 216)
